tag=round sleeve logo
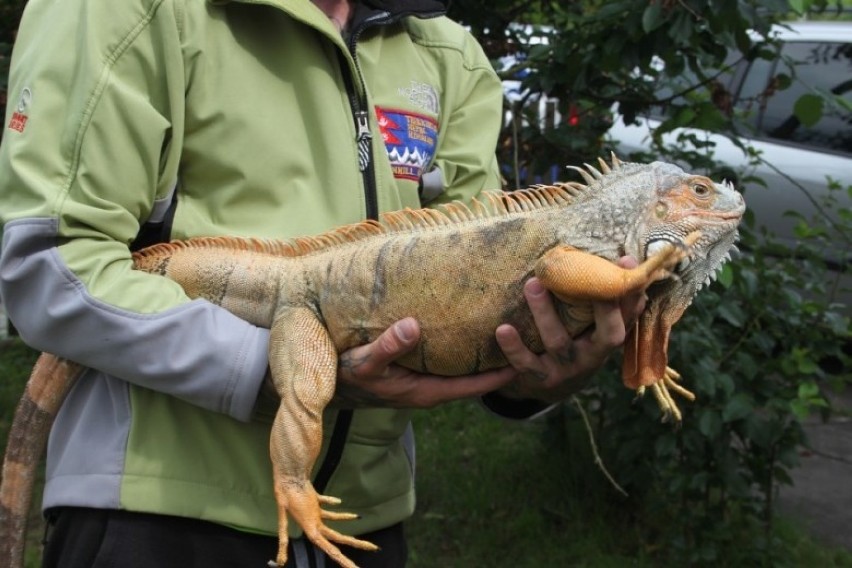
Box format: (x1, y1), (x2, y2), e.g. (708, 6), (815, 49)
(7, 87), (32, 133)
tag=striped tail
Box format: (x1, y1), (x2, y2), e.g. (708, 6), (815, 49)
(0, 354), (84, 568)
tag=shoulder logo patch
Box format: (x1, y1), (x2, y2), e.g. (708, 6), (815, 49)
(375, 106), (438, 182)
(8, 87), (32, 133)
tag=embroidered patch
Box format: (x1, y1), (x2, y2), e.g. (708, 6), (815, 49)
(375, 107), (438, 182)
(397, 81), (439, 114)
(8, 87), (32, 133)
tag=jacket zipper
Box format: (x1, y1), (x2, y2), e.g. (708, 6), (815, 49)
(314, 3), (446, 498)
(341, 6), (444, 218)
(342, 11), (389, 221)
(315, 12), (392, 495)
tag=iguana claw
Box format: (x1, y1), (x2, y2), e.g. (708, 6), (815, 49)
(635, 367), (696, 423)
(271, 480), (379, 568)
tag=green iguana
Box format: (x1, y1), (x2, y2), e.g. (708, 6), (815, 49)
(0, 156), (745, 568)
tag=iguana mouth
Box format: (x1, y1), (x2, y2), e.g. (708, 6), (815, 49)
(717, 210), (745, 220)
(687, 206), (745, 220)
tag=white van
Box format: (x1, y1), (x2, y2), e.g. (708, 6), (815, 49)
(609, 21), (851, 280)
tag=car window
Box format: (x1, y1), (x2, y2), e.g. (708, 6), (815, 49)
(730, 55), (774, 116)
(737, 40), (852, 156)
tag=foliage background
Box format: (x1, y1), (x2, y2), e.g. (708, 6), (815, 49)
(437, 0), (852, 565)
(0, 0), (24, 123)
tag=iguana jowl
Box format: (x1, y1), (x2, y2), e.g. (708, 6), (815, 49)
(0, 157), (745, 568)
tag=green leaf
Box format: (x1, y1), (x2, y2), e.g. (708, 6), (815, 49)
(655, 432), (677, 456)
(738, 268), (758, 297)
(774, 73), (792, 91)
(774, 467), (793, 486)
(715, 373), (736, 397)
(641, 3), (665, 33)
(797, 381), (819, 399)
(698, 409), (722, 438)
(790, 398), (810, 420)
(778, 446), (801, 469)
(688, 471), (710, 491)
(592, 1), (634, 20)
(528, 43), (550, 60)
(667, 12), (693, 42)
(716, 303), (745, 327)
(787, 0), (811, 15)
(722, 394), (753, 422)
(717, 264), (734, 288)
(671, 106), (697, 128)
(799, 358), (820, 374)
(745, 416), (773, 448)
(793, 94), (824, 127)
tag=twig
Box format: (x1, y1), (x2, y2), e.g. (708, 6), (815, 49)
(571, 396), (628, 497)
(675, 0), (702, 20)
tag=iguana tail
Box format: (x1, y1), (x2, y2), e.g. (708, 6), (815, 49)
(0, 354), (84, 568)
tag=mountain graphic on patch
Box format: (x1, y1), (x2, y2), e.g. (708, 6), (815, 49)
(375, 107), (438, 181)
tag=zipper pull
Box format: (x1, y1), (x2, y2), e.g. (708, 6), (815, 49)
(355, 110), (372, 172)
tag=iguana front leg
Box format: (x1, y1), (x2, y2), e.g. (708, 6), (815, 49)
(622, 295), (696, 422)
(534, 236), (695, 302)
(534, 235), (699, 421)
(637, 367), (696, 422)
(267, 308), (378, 568)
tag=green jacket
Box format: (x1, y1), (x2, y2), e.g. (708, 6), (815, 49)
(0, 0), (502, 537)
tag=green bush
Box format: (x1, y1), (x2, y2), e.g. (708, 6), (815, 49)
(580, 219), (849, 565)
(0, 0), (26, 121)
(447, 0), (852, 564)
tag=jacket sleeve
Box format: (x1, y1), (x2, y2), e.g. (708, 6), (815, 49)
(0, 0), (268, 422)
(427, 25), (504, 206)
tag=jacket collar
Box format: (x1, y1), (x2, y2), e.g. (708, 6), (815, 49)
(207, 0), (447, 18)
(361, 0), (447, 14)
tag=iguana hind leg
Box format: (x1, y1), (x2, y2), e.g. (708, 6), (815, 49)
(267, 308), (378, 568)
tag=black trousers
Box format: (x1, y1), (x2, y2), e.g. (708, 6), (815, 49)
(43, 507), (407, 568)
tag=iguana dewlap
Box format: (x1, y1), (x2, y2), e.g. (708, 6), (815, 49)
(0, 157), (745, 568)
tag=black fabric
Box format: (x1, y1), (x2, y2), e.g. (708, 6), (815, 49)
(480, 390), (552, 420)
(313, 409), (354, 493)
(129, 191), (178, 252)
(361, 0), (446, 14)
(43, 507), (407, 568)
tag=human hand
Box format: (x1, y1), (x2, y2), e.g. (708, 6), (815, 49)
(494, 256), (646, 404)
(332, 318), (517, 409)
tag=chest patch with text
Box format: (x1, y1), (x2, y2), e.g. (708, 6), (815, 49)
(375, 107), (438, 182)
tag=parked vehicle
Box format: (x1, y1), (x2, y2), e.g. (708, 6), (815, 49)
(609, 21), (851, 293)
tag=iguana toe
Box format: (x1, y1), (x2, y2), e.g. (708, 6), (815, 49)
(273, 482), (376, 568)
(635, 367), (695, 423)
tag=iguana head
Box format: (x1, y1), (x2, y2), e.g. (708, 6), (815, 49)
(618, 160), (746, 392)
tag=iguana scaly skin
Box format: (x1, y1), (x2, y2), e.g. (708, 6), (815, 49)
(0, 157), (745, 568)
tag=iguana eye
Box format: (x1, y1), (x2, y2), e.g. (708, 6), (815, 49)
(692, 183), (711, 197)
